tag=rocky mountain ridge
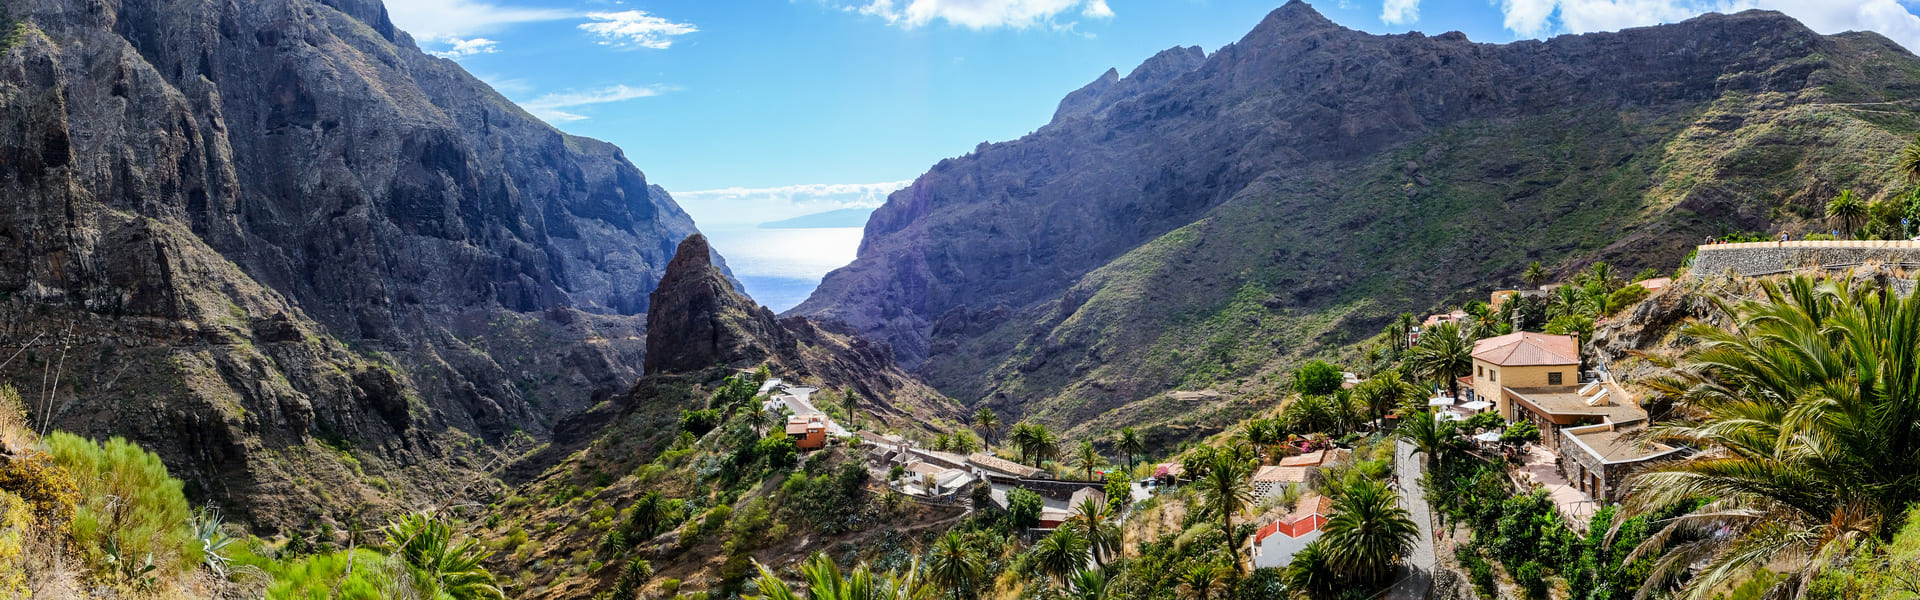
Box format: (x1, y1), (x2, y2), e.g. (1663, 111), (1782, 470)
(796, 1), (1920, 437)
(0, 0), (725, 529)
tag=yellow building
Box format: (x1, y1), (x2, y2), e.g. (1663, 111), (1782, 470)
(1467, 332), (1580, 421)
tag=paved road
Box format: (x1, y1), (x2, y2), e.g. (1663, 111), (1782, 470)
(767, 387), (851, 437)
(1388, 439), (1436, 600)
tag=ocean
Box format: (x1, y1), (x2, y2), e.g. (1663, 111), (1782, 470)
(700, 225), (865, 313)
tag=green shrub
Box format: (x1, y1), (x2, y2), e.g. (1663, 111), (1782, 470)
(679, 409), (721, 436)
(231, 545), (400, 600)
(1605, 284), (1651, 314)
(45, 432), (199, 579)
(1006, 488), (1043, 529)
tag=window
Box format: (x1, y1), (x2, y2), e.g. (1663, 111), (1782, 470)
(1489, 370), (1497, 382)
(1477, 365), (1483, 378)
(1548, 372), (1563, 386)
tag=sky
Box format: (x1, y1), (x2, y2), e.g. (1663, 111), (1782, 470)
(384, 0), (1920, 309)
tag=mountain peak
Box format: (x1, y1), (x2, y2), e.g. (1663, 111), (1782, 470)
(1259, 0), (1340, 35)
(645, 235), (787, 374)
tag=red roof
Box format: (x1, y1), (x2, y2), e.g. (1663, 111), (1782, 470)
(1472, 332), (1579, 367)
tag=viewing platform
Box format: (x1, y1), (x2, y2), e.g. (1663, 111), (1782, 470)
(1691, 240), (1920, 277)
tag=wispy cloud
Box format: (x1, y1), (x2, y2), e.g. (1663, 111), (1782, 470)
(579, 10), (700, 49)
(427, 38), (500, 59)
(521, 85), (673, 123)
(1380, 0), (1420, 25)
(675, 182), (913, 228)
(384, 0), (573, 42)
(841, 0), (1114, 30)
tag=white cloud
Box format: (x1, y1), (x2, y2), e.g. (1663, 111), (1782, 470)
(427, 38), (500, 59)
(1381, 0), (1421, 25)
(579, 10), (699, 49)
(520, 85), (672, 123)
(846, 0), (1113, 29)
(1460, 0), (1920, 51)
(675, 182), (912, 228)
(384, 0), (573, 42)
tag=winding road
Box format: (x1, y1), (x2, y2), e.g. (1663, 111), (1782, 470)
(1388, 439), (1436, 600)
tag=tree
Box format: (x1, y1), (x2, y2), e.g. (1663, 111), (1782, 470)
(1585, 261), (1619, 293)
(1069, 441), (1109, 481)
(840, 389), (862, 429)
(1522, 261), (1548, 289)
(1320, 479), (1418, 583)
(1282, 540), (1340, 598)
(1395, 312), (1418, 351)
(1828, 189), (1867, 237)
(972, 408), (1000, 448)
(1901, 134), (1920, 183)
(1197, 447), (1257, 574)
(1293, 360), (1344, 396)
(1396, 410), (1456, 471)
(1350, 371), (1410, 428)
(925, 531), (983, 599)
(1065, 568), (1108, 600)
(1011, 422), (1060, 467)
(1006, 488), (1043, 529)
(382, 511), (506, 600)
(1405, 321), (1473, 402)
(1116, 427), (1145, 472)
(1623, 276), (1920, 598)
(1067, 497), (1121, 568)
(623, 491), (668, 538)
(1032, 528), (1090, 588)
(745, 552), (930, 600)
(1174, 563), (1221, 600)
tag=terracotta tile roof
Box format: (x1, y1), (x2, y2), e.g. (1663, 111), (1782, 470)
(1253, 465), (1311, 483)
(969, 453), (1044, 478)
(1278, 451), (1328, 467)
(1472, 332), (1579, 367)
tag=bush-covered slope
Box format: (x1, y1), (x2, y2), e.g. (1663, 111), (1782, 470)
(797, 2), (1920, 439)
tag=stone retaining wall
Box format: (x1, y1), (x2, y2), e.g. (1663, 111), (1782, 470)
(1690, 241), (1920, 277)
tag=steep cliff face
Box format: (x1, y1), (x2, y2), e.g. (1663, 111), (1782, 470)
(0, 0), (719, 529)
(795, 2), (1920, 435)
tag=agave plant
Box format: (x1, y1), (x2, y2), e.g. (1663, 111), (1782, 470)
(190, 505), (235, 577)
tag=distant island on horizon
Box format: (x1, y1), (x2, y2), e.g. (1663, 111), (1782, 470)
(757, 207), (875, 229)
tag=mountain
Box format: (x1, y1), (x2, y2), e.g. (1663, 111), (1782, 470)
(482, 234), (960, 599)
(793, 1), (1920, 438)
(0, 0), (725, 529)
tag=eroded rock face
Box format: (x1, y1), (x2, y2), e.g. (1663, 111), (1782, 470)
(645, 235), (792, 375)
(0, 0), (719, 528)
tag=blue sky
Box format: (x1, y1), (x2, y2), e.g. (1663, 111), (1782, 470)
(385, 0), (1920, 309)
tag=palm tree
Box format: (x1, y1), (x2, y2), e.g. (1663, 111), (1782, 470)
(742, 400), (775, 434)
(747, 552), (931, 600)
(1174, 563), (1220, 600)
(972, 408), (1000, 448)
(1396, 410), (1456, 471)
(1065, 568), (1108, 600)
(625, 491), (667, 538)
(1320, 479), (1418, 583)
(1405, 321), (1473, 402)
(1349, 373), (1407, 430)
(383, 512), (505, 600)
(1197, 447), (1257, 574)
(1623, 275), (1920, 600)
(1522, 261), (1548, 289)
(1116, 427), (1145, 472)
(1069, 440), (1109, 481)
(1900, 134), (1920, 183)
(1395, 312), (1417, 351)
(1586, 261), (1618, 293)
(925, 531), (983, 599)
(1011, 422), (1060, 467)
(1067, 497), (1122, 568)
(1032, 528), (1090, 588)
(1282, 540), (1340, 598)
(1828, 189), (1866, 237)
(840, 389), (862, 429)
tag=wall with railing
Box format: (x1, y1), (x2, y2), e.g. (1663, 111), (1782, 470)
(1690, 241), (1920, 277)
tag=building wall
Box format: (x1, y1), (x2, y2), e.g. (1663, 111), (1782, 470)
(1472, 360), (1576, 419)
